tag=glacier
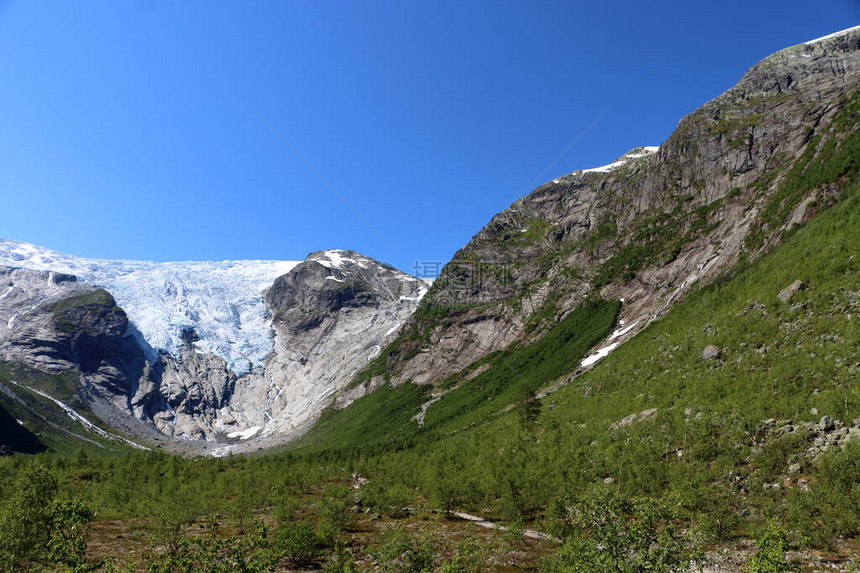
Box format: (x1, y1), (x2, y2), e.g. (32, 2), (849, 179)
(0, 238), (300, 375)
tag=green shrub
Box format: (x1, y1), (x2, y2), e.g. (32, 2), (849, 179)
(543, 488), (701, 573)
(271, 520), (320, 565)
(745, 520), (797, 573)
(368, 526), (437, 573)
(0, 464), (94, 572)
(360, 480), (414, 518)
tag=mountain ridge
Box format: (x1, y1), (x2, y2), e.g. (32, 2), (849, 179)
(0, 242), (428, 453)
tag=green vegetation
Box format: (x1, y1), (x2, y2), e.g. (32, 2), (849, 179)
(51, 289), (121, 333)
(745, 92), (860, 252)
(0, 172), (857, 569)
(543, 489), (701, 573)
(291, 382), (429, 455)
(0, 464), (94, 572)
(422, 297), (620, 433)
(745, 520), (797, 573)
(592, 195), (726, 287)
(295, 297), (619, 457)
(514, 218), (551, 244)
(0, 361), (80, 404)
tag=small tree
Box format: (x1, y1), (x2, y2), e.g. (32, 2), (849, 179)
(518, 386), (542, 430)
(0, 464), (94, 572)
(271, 520), (320, 566)
(745, 520), (797, 573)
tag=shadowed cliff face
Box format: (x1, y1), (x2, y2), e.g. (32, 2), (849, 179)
(0, 267), (159, 425)
(364, 29), (860, 390)
(0, 402), (45, 455)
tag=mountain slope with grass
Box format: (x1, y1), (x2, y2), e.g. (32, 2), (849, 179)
(279, 92), (860, 569)
(338, 26), (860, 409)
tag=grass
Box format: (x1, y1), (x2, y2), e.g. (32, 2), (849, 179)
(50, 289), (122, 333)
(591, 196), (726, 287)
(422, 298), (620, 433)
(745, 92), (860, 252)
(0, 362), (120, 455)
(289, 297), (620, 457)
(289, 382), (429, 456)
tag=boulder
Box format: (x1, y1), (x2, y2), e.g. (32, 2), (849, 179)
(702, 345), (721, 360)
(778, 280), (805, 302)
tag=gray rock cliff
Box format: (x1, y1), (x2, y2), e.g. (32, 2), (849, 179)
(364, 27), (860, 390)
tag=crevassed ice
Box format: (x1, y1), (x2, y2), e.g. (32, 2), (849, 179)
(0, 238), (299, 375)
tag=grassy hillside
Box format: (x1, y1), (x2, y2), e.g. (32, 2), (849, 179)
(334, 165), (860, 545)
(0, 363), (131, 456)
(289, 297), (620, 456)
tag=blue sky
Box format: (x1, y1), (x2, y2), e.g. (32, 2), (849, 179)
(1, 1), (858, 275)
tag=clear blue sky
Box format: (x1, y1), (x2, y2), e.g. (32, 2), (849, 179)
(1, 1), (858, 274)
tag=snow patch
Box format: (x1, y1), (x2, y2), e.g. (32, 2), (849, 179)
(609, 321), (638, 340)
(580, 147), (659, 174)
(385, 322), (404, 337)
(227, 426), (261, 440)
(9, 380), (149, 449)
(315, 250), (357, 269)
(580, 342), (620, 368)
(581, 160), (627, 174)
(367, 345), (381, 361)
(804, 25), (860, 45)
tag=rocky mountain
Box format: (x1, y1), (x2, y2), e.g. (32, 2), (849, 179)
(1, 26), (857, 457)
(353, 25), (860, 393)
(0, 242), (427, 454)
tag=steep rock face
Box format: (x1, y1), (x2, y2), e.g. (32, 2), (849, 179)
(0, 266), (159, 416)
(142, 250), (427, 449)
(0, 267), (131, 379)
(234, 250), (428, 447)
(370, 27), (860, 388)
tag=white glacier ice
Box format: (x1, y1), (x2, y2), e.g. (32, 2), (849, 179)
(0, 238), (299, 375)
